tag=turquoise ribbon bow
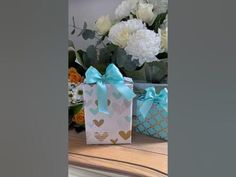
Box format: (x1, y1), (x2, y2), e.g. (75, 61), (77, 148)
(139, 87), (168, 119)
(85, 64), (136, 114)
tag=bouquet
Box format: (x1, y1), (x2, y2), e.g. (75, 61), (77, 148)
(69, 0), (168, 83)
(68, 41), (85, 132)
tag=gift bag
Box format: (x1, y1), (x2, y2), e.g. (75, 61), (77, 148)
(83, 64), (136, 144)
(135, 87), (168, 140)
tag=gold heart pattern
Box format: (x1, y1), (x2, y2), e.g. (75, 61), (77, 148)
(93, 119), (104, 127)
(95, 99), (111, 106)
(110, 138), (118, 144)
(119, 130), (131, 140)
(83, 83), (133, 144)
(94, 132), (109, 142)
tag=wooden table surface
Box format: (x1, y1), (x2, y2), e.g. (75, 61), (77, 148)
(68, 130), (168, 177)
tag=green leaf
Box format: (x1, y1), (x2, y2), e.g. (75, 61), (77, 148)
(93, 64), (108, 74)
(71, 29), (75, 35)
(150, 12), (167, 33)
(145, 60), (168, 83)
(72, 16), (76, 27)
(82, 29), (95, 40)
(122, 59), (168, 83)
(107, 43), (118, 53)
(75, 50), (83, 65)
(86, 45), (97, 59)
(157, 52), (168, 59)
(124, 59), (140, 71)
(122, 65), (147, 81)
(68, 50), (76, 67)
(82, 53), (91, 68)
(111, 48), (139, 71)
(83, 22), (87, 30)
(96, 35), (106, 46)
(99, 47), (112, 64)
(68, 41), (85, 70)
(81, 45), (98, 68)
(76, 50), (86, 68)
(69, 103), (83, 118)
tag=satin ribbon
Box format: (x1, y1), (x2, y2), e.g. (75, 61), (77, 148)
(85, 64), (136, 114)
(139, 87), (168, 119)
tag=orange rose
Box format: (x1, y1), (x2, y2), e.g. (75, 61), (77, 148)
(72, 109), (85, 125)
(68, 67), (84, 84)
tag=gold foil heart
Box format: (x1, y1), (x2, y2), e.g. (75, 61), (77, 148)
(94, 132), (108, 142)
(95, 99), (111, 106)
(119, 130), (131, 140)
(93, 119), (104, 127)
(110, 138), (118, 144)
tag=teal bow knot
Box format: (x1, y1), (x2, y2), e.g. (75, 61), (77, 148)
(85, 64), (136, 114)
(140, 87), (168, 118)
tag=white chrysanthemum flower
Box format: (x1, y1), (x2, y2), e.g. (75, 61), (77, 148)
(136, 2), (155, 25)
(95, 15), (112, 35)
(159, 27), (168, 52)
(147, 0), (168, 14)
(159, 14), (168, 52)
(108, 19), (146, 48)
(125, 29), (161, 65)
(115, 0), (139, 20)
(161, 14), (168, 28)
(138, 0), (168, 25)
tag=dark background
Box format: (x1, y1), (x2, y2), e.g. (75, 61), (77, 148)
(0, 0), (236, 177)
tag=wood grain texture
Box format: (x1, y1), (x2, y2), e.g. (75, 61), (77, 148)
(68, 130), (168, 177)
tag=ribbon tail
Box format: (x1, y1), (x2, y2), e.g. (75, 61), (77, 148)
(140, 99), (153, 119)
(158, 88), (168, 112)
(112, 83), (136, 101)
(96, 81), (109, 114)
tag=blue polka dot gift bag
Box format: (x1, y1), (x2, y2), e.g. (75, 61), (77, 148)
(135, 87), (168, 141)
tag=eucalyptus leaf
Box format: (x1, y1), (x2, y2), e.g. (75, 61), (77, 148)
(96, 35), (106, 46)
(112, 48), (127, 67)
(82, 22), (87, 30)
(122, 65), (147, 81)
(125, 59), (140, 71)
(72, 16), (76, 27)
(71, 29), (75, 35)
(82, 53), (91, 68)
(107, 43), (118, 53)
(86, 45), (97, 59)
(77, 29), (85, 37)
(99, 47), (112, 64)
(93, 64), (108, 74)
(82, 45), (98, 68)
(145, 60), (168, 83)
(112, 47), (140, 71)
(82, 29), (95, 40)
(122, 59), (168, 83)
(77, 22), (87, 37)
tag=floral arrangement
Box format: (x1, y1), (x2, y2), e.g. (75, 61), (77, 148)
(69, 0), (168, 83)
(68, 42), (85, 131)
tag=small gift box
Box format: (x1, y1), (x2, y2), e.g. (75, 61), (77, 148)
(135, 87), (168, 140)
(83, 64), (136, 144)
